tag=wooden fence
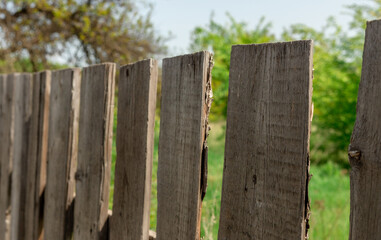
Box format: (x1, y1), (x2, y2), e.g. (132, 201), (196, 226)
(0, 19), (380, 240)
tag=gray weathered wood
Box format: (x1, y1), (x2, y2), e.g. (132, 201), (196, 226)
(349, 19), (381, 240)
(44, 68), (81, 240)
(74, 63), (115, 240)
(218, 41), (313, 240)
(37, 71), (51, 240)
(10, 73), (33, 240)
(110, 59), (158, 240)
(0, 75), (15, 240)
(37, 72), (51, 198)
(24, 71), (51, 240)
(156, 51), (213, 240)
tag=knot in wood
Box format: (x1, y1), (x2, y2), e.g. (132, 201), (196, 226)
(348, 148), (362, 168)
(348, 150), (361, 159)
(75, 170), (85, 181)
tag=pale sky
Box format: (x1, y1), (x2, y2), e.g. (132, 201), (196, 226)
(151, 0), (368, 56)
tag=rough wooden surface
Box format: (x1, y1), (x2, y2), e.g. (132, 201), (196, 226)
(110, 59), (158, 240)
(349, 19), (381, 240)
(149, 230), (156, 240)
(10, 73), (33, 240)
(38, 72), (51, 198)
(74, 63), (115, 240)
(218, 41), (313, 240)
(24, 71), (51, 240)
(44, 69), (81, 240)
(0, 75), (14, 240)
(156, 51), (213, 240)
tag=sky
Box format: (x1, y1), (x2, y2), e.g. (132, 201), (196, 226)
(151, 0), (365, 56)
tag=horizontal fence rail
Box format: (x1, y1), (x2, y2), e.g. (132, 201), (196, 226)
(0, 21), (380, 239)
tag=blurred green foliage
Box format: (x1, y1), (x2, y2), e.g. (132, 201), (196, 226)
(190, 1), (381, 167)
(282, 18), (362, 166)
(190, 15), (275, 120)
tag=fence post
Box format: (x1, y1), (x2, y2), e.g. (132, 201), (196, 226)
(73, 63), (116, 240)
(44, 68), (81, 240)
(349, 19), (381, 239)
(156, 51), (213, 240)
(218, 41), (313, 240)
(23, 71), (51, 240)
(0, 75), (15, 240)
(110, 59), (158, 240)
(10, 73), (33, 240)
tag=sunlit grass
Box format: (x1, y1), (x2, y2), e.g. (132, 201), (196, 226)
(309, 162), (350, 239)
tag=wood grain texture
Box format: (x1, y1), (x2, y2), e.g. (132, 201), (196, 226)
(218, 41), (313, 240)
(0, 75), (14, 240)
(44, 68), (81, 240)
(156, 51), (213, 240)
(10, 73), (33, 240)
(110, 59), (158, 240)
(38, 72), (51, 198)
(23, 71), (51, 240)
(74, 63), (115, 240)
(349, 19), (381, 240)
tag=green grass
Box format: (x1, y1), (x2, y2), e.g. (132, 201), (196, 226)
(149, 118), (160, 229)
(199, 123), (351, 240)
(110, 120), (350, 239)
(309, 162), (350, 239)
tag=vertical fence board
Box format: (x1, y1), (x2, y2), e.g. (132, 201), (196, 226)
(74, 63), (115, 240)
(110, 59), (158, 240)
(156, 51), (213, 240)
(0, 75), (14, 240)
(44, 69), (81, 240)
(38, 72), (51, 200)
(349, 19), (381, 240)
(10, 73), (33, 240)
(218, 41), (313, 240)
(24, 71), (51, 240)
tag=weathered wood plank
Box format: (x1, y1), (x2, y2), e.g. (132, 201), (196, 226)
(73, 63), (115, 240)
(349, 19), (381, 240)
(110, 59), (158, 240)
(10, 73), (33, 240)
(0, 74), (14, 240)
(44, 68), (81, 240)
(24, 71), (51, 240)
(218, 41), (313, 240)
(156, 51), (213, 240)
(37, 72), (51, 198)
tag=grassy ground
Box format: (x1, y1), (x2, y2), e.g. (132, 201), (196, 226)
(110, 120), (350, 239)
(308, 162), (350, 239)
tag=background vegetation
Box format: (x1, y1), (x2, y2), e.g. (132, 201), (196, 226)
(2, 0), (381, 239)
(0, 0), (166, 72)
(190, 2), (380, 167)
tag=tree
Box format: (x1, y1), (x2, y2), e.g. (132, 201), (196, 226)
(0, 0), (167, 72)
(190, 14), (275, 120)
